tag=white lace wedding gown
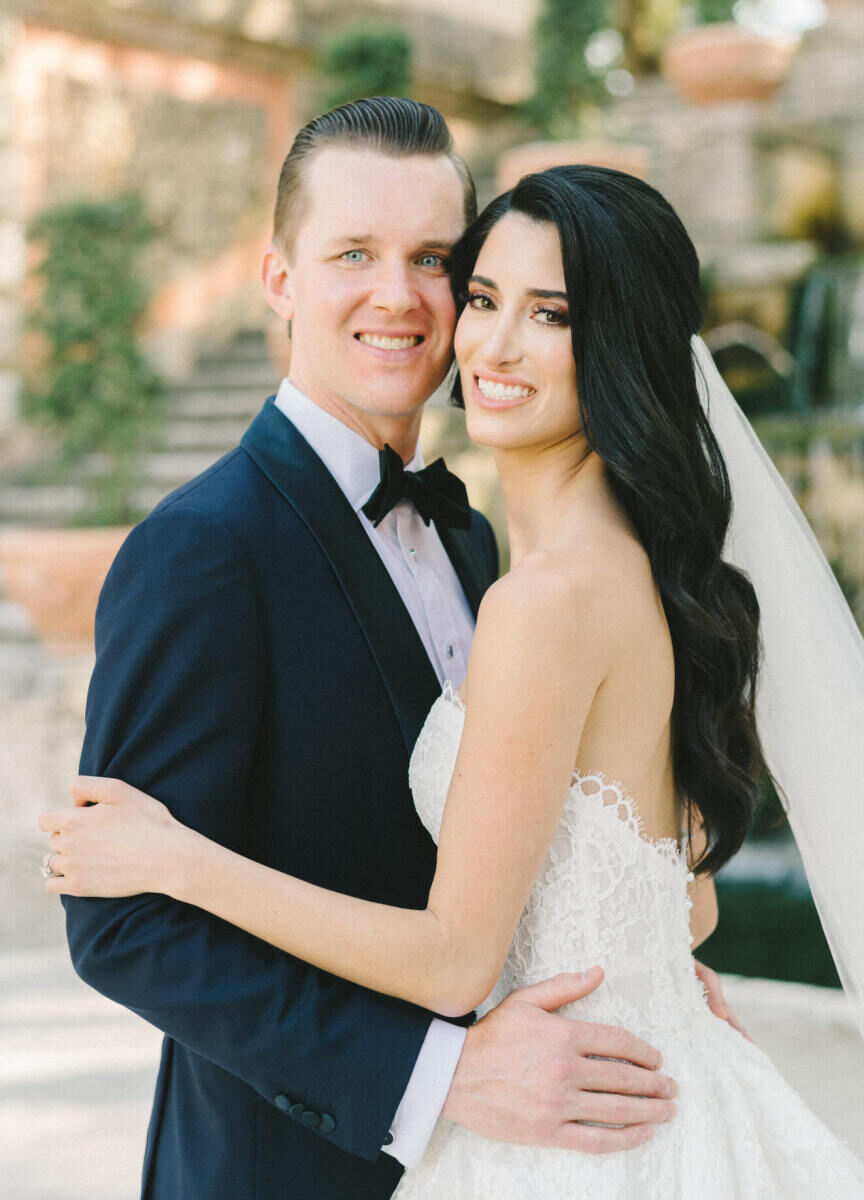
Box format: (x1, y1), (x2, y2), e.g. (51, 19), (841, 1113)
(394, 685), (864, 1200)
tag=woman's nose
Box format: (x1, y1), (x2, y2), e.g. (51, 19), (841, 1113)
(480, 314), (522, 367)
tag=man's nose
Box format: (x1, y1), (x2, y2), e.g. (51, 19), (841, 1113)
(371, 263), (421, 314)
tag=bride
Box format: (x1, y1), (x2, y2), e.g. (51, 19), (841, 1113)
(39, 166), (864, 1196)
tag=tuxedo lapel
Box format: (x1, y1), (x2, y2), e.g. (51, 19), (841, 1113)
(241, 400), (441, 753)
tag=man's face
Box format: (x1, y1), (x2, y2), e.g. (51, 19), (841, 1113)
(263, 147), (467, 443)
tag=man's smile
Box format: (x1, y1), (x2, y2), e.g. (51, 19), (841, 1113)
(355, 333), (425, 350)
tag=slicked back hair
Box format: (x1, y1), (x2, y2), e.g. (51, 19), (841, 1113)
(272, 96), (476, 256)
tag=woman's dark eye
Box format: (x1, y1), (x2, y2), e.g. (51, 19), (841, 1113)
(467, 292), (494, 310)
(535, 307), (568, 325)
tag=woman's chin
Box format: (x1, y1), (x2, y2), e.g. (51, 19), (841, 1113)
(465, 414), (530, 452)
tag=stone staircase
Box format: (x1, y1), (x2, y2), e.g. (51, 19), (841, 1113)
(0, 329), (278, 527)
(0, 329), (279, 645)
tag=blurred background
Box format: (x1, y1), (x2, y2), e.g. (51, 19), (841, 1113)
(1, 0), (863, 1194)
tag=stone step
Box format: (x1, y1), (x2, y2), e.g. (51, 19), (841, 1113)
(142, 450), (225, 484)
(0, 485), (88, 524)
(160, 418), (249, 451)
(174, 362), (278, 392)
(0, 598), (35, 643)
(199, 331), (270, 365)
(170, 389), (266, 420)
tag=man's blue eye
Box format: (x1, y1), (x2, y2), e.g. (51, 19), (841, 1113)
(342, 250), (367, 262)
(418, 254), (445, 268)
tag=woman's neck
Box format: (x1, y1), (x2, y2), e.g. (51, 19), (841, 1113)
(495, 435), (612, 567)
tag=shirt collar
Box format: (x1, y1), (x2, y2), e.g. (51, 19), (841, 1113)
(274, 378), (424, 513)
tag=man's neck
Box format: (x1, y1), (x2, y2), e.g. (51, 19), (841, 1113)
(287, 374), (422, 463)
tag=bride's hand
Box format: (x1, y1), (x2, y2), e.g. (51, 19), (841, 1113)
(38, 777), (191, 899)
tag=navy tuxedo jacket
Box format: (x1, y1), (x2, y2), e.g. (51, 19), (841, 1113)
(63, 399), (498, 1200)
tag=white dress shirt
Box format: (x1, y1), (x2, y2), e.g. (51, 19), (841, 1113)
(274, 379), (475, 1167)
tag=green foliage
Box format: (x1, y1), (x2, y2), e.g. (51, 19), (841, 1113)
(318, 27), (413, 110)
(696, 0), (737, 23)
(524, 0), (611, 135)
(22, 193), (164, 524)
(700, 880), (841, 987)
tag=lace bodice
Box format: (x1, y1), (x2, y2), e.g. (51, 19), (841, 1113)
(395, 684), (864, 1200)
(408, 684), (706, 1038)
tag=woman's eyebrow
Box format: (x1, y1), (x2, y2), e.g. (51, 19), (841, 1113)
(469, 275), (567, 302)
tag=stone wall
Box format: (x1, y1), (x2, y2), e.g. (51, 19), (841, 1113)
(0, 17), (26, 438)
(11, 24), (297, 379)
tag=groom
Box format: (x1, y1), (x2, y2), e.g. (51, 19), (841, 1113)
(63, 98), (689, 1199)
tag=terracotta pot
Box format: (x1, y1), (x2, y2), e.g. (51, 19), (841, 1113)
(496, 141), (651, 192)
(661, 24), (798, 106)
(0, 526), (131, 652)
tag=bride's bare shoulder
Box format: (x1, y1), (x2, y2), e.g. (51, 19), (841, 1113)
(475, 538), (641, 664)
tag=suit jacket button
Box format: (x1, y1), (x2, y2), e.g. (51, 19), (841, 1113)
(274, 1094), (290, 1112)
(301, 1109), (321, 1129)
(383, 1131), (394, 1146)
(319, 1113), (336, 1134)
(288, 1103), (305, 1121)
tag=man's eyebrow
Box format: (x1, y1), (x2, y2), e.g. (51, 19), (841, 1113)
(469, 274), (568, 301)
(326, 236), (458, 249)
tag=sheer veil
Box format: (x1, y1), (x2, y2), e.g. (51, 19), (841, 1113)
(692, 335), (864, 1040)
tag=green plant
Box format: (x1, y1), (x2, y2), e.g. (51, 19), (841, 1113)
(700, 880), (841, 987)
(22, 193), (164, 524)
(318, 27), (412, 111)
(696, 0), (737, 23)
(523, 0), (611, 135)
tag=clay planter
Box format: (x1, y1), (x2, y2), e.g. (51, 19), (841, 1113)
(497, 141), (651, 192)
(661, 24), (798, 106)
(0, 526), (130, 653)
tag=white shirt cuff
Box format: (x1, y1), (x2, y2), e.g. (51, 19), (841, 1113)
(382, 1018), (467, 1168)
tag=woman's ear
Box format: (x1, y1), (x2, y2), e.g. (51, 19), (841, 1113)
(261, 243), (294, 322)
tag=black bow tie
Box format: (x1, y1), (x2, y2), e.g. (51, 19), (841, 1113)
(362, 444), (471, 531)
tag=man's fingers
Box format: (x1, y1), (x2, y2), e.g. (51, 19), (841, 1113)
(574, 1022), (663, 1071)
(515, 968), (605, 1013)
(37, 810), (73, 834)
(71, 775), (120, 806)
(578, 1056), (677, 1099)
(572, 1092), (676, 1128)
(556, 1121), (654, 1155)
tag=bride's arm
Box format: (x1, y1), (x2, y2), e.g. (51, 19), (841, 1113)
(42, 568), (611, 1018)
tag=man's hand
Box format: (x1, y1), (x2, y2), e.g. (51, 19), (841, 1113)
(693, 960), (752, 1042)
(442, 967), (677, 1154)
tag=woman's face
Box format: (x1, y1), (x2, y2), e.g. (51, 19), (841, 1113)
(454, 212), (580, 452)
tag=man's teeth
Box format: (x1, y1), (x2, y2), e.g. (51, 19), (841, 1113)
(476, 376), (535, 400)
(357, 334), (421, 350)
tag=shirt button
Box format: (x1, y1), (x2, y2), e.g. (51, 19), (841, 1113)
(383, 1130), (394, 1146)
(446, 644), (454, 659)
(408, 547), (417, 558)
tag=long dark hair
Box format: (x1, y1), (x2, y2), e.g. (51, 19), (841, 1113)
(449, 166), (765, 875)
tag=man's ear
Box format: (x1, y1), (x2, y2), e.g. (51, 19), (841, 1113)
(261, 244), (294, 321)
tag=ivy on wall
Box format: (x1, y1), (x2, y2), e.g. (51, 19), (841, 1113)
(318, 27), (413, 111)
(523, 0), (611, 135)
(23, 193), (164, 524)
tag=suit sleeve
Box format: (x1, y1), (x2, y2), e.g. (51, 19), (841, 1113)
(63, 505), (432, 1161)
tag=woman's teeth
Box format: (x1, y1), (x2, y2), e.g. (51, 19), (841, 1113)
(357, 334), (422, 350)
(476, 376), (535, 400)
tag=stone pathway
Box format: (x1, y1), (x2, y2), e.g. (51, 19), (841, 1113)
(1, 945), (862, 1199)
